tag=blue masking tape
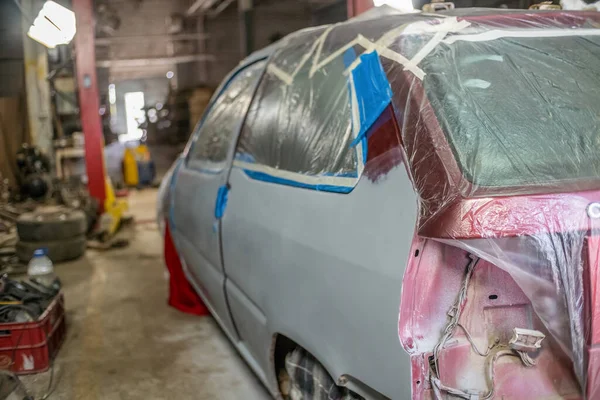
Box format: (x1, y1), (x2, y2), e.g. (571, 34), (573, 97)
(349, 51), (393, 148)
(343, 47), (357, 68)
(242, 169), (354, 194)
(214, 184), (230, 219)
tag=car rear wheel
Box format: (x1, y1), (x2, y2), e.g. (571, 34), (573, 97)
(281, 348), (363, 400)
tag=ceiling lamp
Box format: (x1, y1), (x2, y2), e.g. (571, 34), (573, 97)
(27, 1), (76, 48)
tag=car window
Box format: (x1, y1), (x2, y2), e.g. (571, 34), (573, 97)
(188, 60), (265, 169)
(421, 35), (600, 188)
(235, 36), (357, 177)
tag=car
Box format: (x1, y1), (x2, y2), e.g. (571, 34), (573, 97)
(158, 7), (600, 399)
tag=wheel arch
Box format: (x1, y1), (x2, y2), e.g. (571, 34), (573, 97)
(270, 332), (336, 397)
(270, 332), (389, 400)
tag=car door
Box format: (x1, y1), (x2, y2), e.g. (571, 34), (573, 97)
(221, 31), (417, 398)
(170, 60), (266, 339)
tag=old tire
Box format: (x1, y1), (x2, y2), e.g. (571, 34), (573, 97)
(16, 236), (86, 263)
(17, 207), (87, 242)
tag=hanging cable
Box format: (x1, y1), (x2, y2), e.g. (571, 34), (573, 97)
(429, 254), (544, 400)
(432, 254), (480, 379)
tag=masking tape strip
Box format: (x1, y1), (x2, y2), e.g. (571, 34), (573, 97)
(347, 55), (366, 172)
(267, 64), (293, 85)
(292, 34), (323, 78)
(314, 37), (369, 77)
(310, 25), (335, 77)
(349, 72), (361, 140)
(404, 30), (446, 74)
(233, 160), (360, 188)
(403, 18), (471, 74)
(443, 28), (600, 44)
(270, 21), (428, 84)
(270, 17), (592, 86)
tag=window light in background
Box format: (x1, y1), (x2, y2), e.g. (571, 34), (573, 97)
(121, 92), (146, 143)
(27, 1), (76, 48)
(373, 0), (414, 11)
(108, 84), (118, 126)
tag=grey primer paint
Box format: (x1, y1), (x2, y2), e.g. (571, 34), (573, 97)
(222, 165), (418, 398)
(169, 47), (418, 400)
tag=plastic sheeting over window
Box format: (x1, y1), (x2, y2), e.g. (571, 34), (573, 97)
(236, 29), (358, 178)
(231, 9), (600, 398)
(188, 60), (265, 168)
(422, 35), (600, 188)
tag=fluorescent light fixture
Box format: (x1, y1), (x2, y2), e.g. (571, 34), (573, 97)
(373, 0), (414, 11)
(27, 1), (76, 48)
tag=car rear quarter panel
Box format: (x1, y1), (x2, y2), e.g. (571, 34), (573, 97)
(221, 162), (418, 399)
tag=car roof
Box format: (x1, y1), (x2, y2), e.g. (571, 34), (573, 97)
(239, 7), (600, 69)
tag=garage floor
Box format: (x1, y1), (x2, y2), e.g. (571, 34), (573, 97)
(20, 189), (270, 400)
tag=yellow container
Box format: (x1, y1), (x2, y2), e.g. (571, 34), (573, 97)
(123, 145), (153, 186)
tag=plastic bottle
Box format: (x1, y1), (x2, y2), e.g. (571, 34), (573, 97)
(27, 248), (57, 288)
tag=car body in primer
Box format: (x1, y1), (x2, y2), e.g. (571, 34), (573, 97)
(159, 7), (600, 400)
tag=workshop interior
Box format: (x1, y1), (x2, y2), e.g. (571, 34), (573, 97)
(0, 0), (599, 399)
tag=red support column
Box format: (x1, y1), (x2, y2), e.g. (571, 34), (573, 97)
(72, 0), (107, 211)
(348, 0), (374, 18)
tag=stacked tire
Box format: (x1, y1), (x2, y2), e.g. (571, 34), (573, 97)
(16, 207), (87, 263)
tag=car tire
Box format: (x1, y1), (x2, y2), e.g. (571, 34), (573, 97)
(16, 236), (86, 263)
(283, 348), (364, 400)
(17, 207), (87, 242)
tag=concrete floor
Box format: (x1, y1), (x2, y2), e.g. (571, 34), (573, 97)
(20, 189), (270, 400)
